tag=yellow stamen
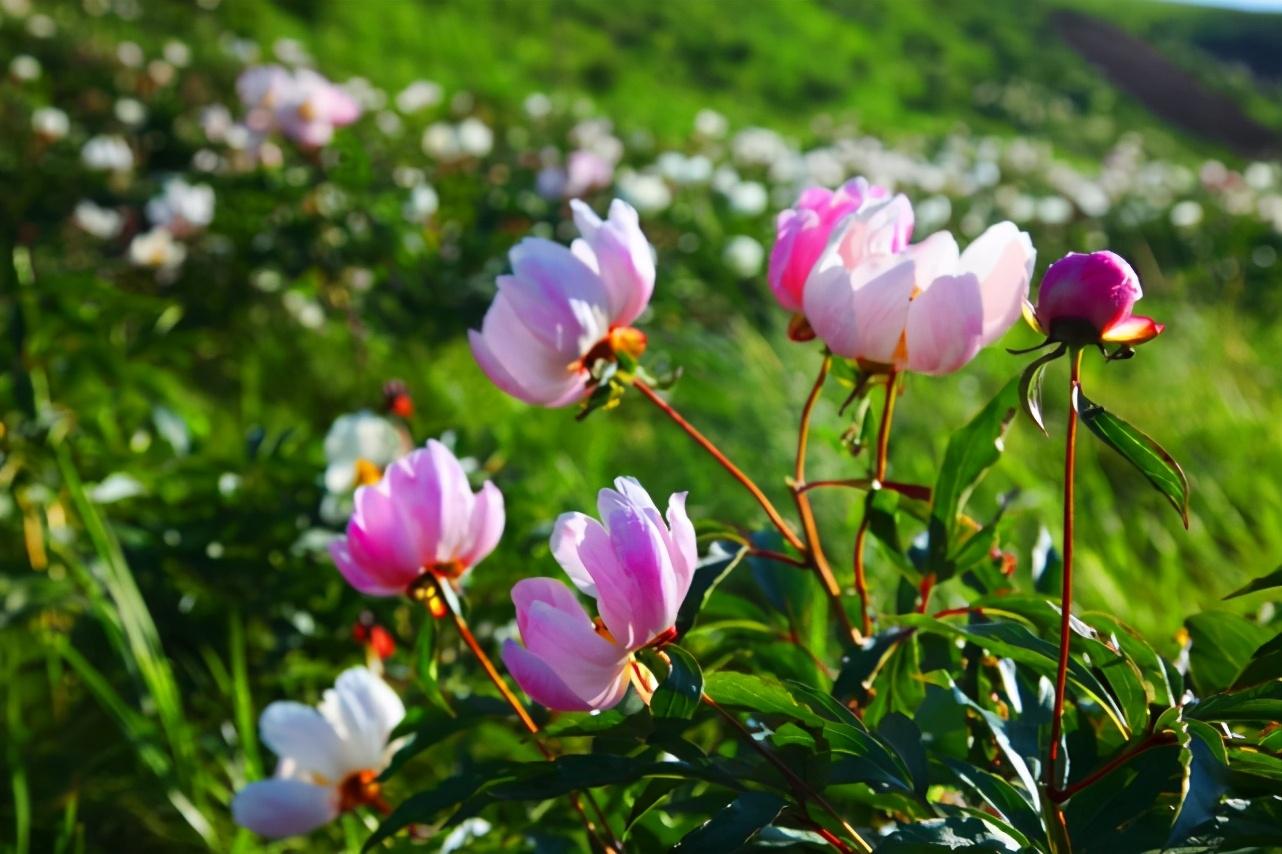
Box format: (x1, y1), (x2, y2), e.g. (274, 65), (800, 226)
(353, 458), (382, 487)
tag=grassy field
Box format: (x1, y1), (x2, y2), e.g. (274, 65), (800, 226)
(4, 0), (1282, 849)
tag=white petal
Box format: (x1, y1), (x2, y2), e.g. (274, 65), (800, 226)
(259, 701), (345, 782)
(232, 779), (339, 839)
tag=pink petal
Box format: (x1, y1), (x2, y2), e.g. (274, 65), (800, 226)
(504, 239), (612, 359)
(1036, 251), (1141, 335)
(571, 199), (655, 326)
(458, 480), (505, 570)
(469, 294), (590, 407)
(502, 641), (628, 712)
(804, 252), (915, 365)
(550, 511), (613, 598)
(905, 273), (985, 375)
(958, 222), (1035, 347)
(663, 491), (698, 612)
(597, 487), (675, 648)
(232, 779), (339, 839)
(329, 539), (404, 597)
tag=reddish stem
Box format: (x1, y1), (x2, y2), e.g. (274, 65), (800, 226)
(852, 373), (899, 636)
(748, 548), (810, 568)
(793, 355), (861, 644)
(1047, 349), (1084, 794)
(916, 573), (936, 614)
(634, 379), (805, 553)
(416, 578), (620, 852)
(797, 478), (931, 502)
(1050, 732), (1177, 803)
(700, 693), (871, 853)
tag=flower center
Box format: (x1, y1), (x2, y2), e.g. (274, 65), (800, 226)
(574, 326), (647, 374)
(338, 769), (388, 814)
(353, 458), (383, 487)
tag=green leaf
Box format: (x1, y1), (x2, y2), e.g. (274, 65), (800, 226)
(625, 778), (683, 834)
(649, 645), (704, 721)
(1224, 565), (1282, 600)
(364, 766), (497, 850)
(672, 792), (785, 851)
(943, 759), (1043, 848)
(1073, 386), (1190, 528)
(770, 722), (817, 751)
(1184, 611), (1272, 695)
(675, 542), (747, 636)
(1232, 634), (1282, 690)
(877, 815), (1023, 851)
(878, 713), (929, 797)
(414, 609), (453, 716)
(1167, 712), (1229, 847)
(928, 378), (1020, 575)
(1018, 346), (1065, 436)
(833, 629), (909, 706)
(702, 672), (825, 727)
(487, 756), (732, 801)
(1227, 747), (1282, 782)
(1187, 681), (1282, 723)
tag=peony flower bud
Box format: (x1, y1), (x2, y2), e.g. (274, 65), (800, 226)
(768, 177), (910, 314)
(502, 477), (696, 711)
(470, 199), (655, 407)
(328, 440), (504, 596)
(1032, 251), (1163, 347)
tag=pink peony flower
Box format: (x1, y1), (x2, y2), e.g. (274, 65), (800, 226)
(502, 477), (696, 711)
(232, 667), (404, 839)
(469, 199), (654, 407)
(768, 177), (910, 315)
(804, 206), (1034, 376)
(1032, 251), (1163, 347)
(328, 440), (504, 596)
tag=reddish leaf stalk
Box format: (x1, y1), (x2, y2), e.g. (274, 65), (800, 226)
(699, 693), (871, 854)
(1050, 731), (1177, 803)
(793, 354), (861, 644)
(852, 372), (899, 636)
(413, 576), (620, 852)
(1047, 348), (1084, 795)
(633, 379), (806, 553)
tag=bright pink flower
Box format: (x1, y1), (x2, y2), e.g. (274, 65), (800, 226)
(470, 199), (655, 407)
(502, 477), (696, 711)
(768, 178), (910, 314)
(1033, 251), (1163, 347)
(804, 214), (1035, 375)
(328, 440), (504, 596)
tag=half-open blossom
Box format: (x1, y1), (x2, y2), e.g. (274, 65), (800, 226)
(805, 210), (1034, 376)
(469, 199), (654, 407)
(1031, 251), (1163, 347)
(502, 477), (695, 711)
(768, 177), (910, 314)
(328, 440), (504, 596)
(232, 667), (404, 839)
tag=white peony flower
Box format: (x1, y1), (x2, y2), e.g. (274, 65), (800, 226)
(31, 106), (68, 140)
(232, 668), (405, 839)
(323, 411), (406, 495)
(81, 135), (134, 172)
(129, 228), (186, 270)
(146, 177), (215, 235)
(73, 200), (124, 239)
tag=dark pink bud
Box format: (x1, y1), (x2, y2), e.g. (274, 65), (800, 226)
(1035, 251), (1162, 347)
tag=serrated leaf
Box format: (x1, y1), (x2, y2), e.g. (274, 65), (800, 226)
(1073, 385), (1189, 528)
(673, 792), (785, 851)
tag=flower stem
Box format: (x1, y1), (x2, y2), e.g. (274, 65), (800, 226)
(793, 354), (861, 645)
(1047, 348), (1084, 795)
(634, 378), (806, 553)
(851, 372), (899, 636)
(700, 693), (872, 854)
(414, 576), (621, 852)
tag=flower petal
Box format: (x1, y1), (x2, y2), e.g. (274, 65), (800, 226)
(596, 487), (674, 648)
(329, 539), (404, 597)
(958, 222), (1035, 346)
(469, 291), (590, 407)
(1100, 314), (1164, 345)
(458, 480), (505, 569)
(322, 667), (405, 773)
(905, 273), (985, 376)
(550, 511), (613, 599)
(503, 238), (612, 358)
(804, 252), (915, 365)
(571, 198), (655, 326)
(258, 701), (346, 781)
(232, 779), (339, 839)
(502, 640), (628, 712)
